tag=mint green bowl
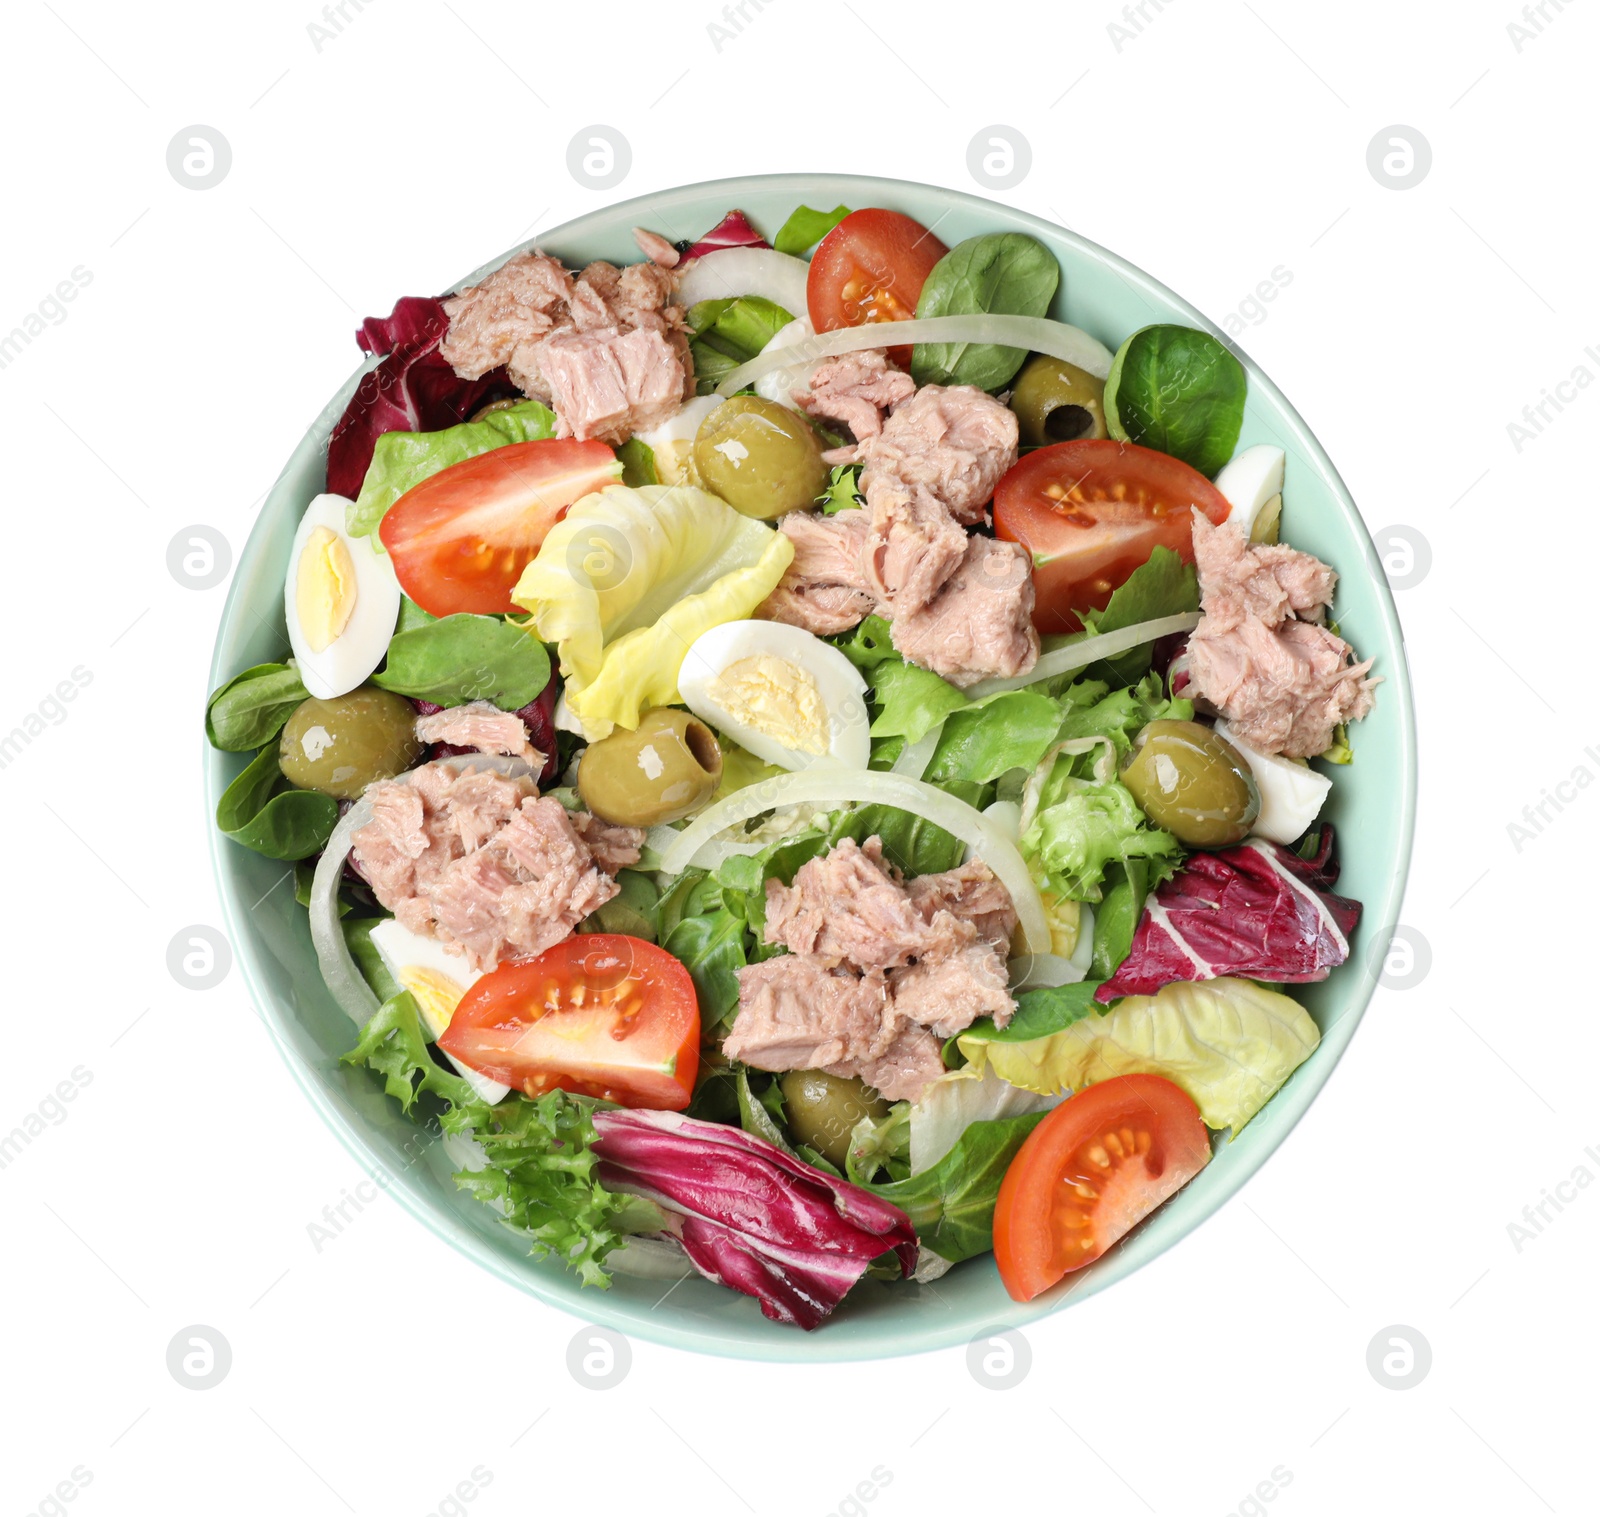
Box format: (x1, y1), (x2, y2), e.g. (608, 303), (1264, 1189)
(206, 174), (1415, 1361)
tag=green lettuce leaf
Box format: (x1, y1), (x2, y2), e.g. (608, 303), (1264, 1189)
(925, 690), (1064, 784)
(819, 463), (864, 515)
(867, 1111), (1049, 1262)
(1076, 546), (1200, 683)
(960, 977), (1321, 1131)
(1022, 774), (1183, 903)
(687, 296), (793, 363)
(774, 203), (850, 256)
(835, 615), (899, 671)
(348, 400), (559, 540)
(867, 660), (970, 744)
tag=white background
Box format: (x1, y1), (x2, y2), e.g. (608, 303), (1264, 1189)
(3, 1), (1593, 1513)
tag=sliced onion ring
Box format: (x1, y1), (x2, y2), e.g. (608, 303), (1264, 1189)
(309, 755), (534, 1029)
(658, 769), (1051, 954)
(964, 612), (1201, 701)
(1007, 952), (1086, 991)
(673, 247), (811, 319)
(716, 314), (1115, 397)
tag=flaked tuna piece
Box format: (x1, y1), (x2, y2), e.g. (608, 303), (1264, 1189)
(570, 810), (645, 876)
(860, 478), (970, 616)
(1192, 511), (1338, 633)
(1189, 615), (1376, 757)
(850, 384), (1018, 526)
(796, 350), (916, 447)
(907, 860), (1018, 953)
(724, 957), (894, 1070)
(757, 508), (880, 636)
(414, 701), (546, 765)
(538, 325), (691, 444)
(889, 942), (1014, 1038)
(441, 252), (692, 442)
(351, 764), (623, 972)
(1187, 510), (1377, 757)
(764, 837), (945, 971)
(632, 227), (680, 269)
(844, 1019), (946, 1103)
(890, 535), (1040, 688)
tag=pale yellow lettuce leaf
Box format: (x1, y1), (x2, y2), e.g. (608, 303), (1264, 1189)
(958, 977), (1320, 1132)
(511, 484), (793, 738)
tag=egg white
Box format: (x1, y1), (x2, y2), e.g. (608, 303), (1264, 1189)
(367, 919), (509, 1105)
(285, 493), (402, 700)
(677, 618), (870, 771)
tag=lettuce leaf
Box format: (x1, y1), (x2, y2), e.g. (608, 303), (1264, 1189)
(925, 690), (1064, 783)
(867, 660), (971, 745)
(512, 484), (794, 739)
(774, 204), (851, 257)
(959, 977), (1321, 1131)
(347, 399), (560, 541)
(907, 1065), (1063, 1175)
(1022, 775), (1182, 902)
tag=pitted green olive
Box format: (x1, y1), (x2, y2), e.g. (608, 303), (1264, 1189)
(577, 707), (723, 828)
(1121, 719), (1259, 849)
(278, 689), (424, 799)
(778, 1069), (889, 1167)
(1008, 353), (1108, 446)
(692, 395), (829, 520)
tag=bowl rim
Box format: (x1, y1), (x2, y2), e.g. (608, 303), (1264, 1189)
(207, 171), (1417, 1362)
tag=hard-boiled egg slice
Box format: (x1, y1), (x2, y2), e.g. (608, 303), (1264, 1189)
(367, 919), (509, 1104)
(1215, 719), (1332, 846)
(285, 493), (401, 700)
(633, 396), (725, 486)
(753, 317), (821, 411)
(1214, 445), (1285, 543)
(677, 619), (870, 771)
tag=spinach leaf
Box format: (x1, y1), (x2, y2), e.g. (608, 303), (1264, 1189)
(1090, 859), (1150, 981)
(373, 613), (550, 710)
(206, 663), (307, 751)
(579, 869), (660, 942)
(216, 745), (339, 860)
(911, 233), (1061, 391)
(960, 981), (1100, 1046)
(774, 203), (850, 256)
(396, 596), (437, 634)
(868, 1111), (1049, 1262)
(1104, 324), (1246, 478)
(660, 906), (748, 1035)
(687, 296), (794, 363)
(690, 341), (740, 396)
(616, 437), (657, 487)
(349, 400), (559, 540)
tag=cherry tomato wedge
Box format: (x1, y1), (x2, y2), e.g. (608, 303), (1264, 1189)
(992, 439), (1232, 635)
(994, 1074), (1211, 1302)
(439, 934), (699, 1110)
(378, 438), (619, 617)
(807, 208), (948, 368)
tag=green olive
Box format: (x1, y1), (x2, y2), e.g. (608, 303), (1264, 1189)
(279, 689), (424, 799)
(692, 395), (829, 520)
(1121, 719), (1260, 849)
(577, 707), (723, 827)
(779, 1070), (888, 1167)
(1008, 353), (1108, 446)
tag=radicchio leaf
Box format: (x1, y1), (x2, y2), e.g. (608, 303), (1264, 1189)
(326, 295), (516, 499)
(590, 1108), (915, 1330)
(1096, 824), (1361, 1002)
(684, 209), (769, 260)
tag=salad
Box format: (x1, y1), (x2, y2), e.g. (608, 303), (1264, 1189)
(207, 201), (1378, 1330)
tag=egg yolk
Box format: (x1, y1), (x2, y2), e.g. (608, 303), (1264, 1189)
(400, 966), (467, 1038)
(707, 654), (829, 755)
(296, 526), (358, 653)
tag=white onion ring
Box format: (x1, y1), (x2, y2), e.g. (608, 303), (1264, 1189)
(309, 755), (534, 1029)
(658, 769), (1050, 954)
(673, 247), (811, 319)
(717, 314), (1115, 396)
(964, 612), (1201, 701)
(1007, 952), (1086, 990)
